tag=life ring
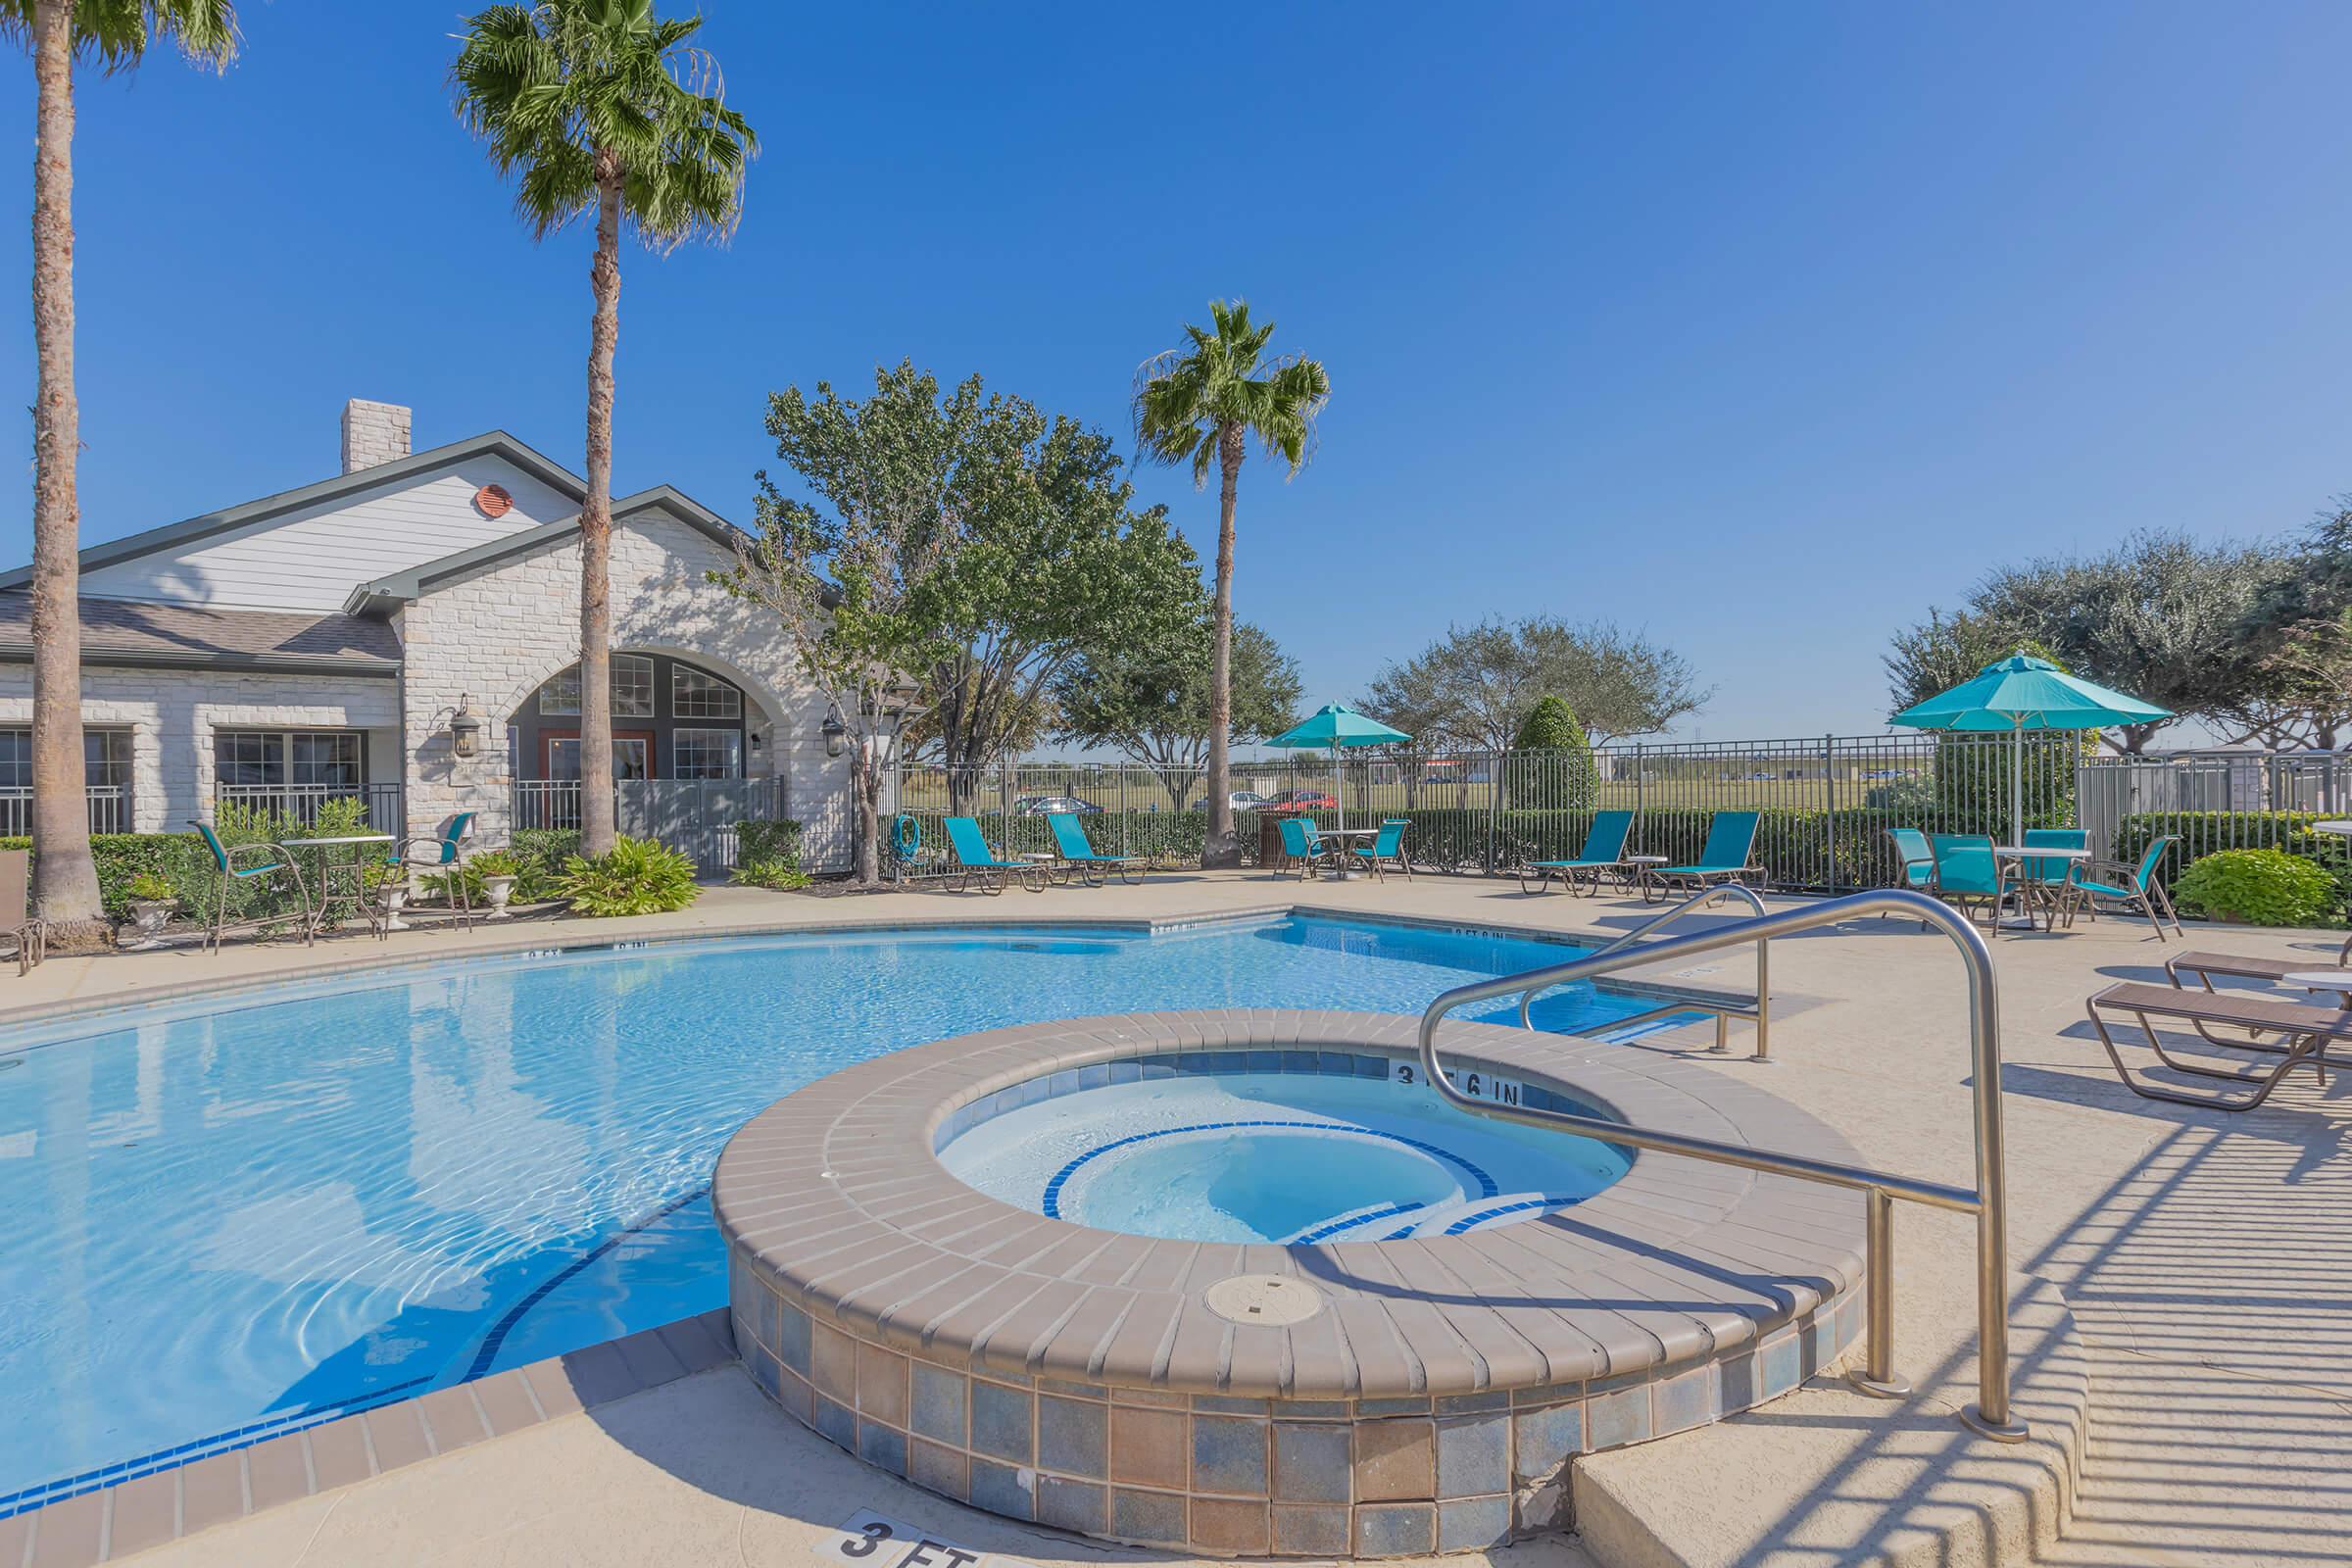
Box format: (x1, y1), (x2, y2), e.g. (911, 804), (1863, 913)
(893, 813), (922, 860)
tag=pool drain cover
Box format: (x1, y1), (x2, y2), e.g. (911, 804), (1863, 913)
(1203, 1274), (1325, 1326)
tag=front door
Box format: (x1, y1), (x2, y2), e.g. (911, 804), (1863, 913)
(542, 731), (654, 781)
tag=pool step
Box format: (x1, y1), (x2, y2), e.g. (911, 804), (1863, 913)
(1379, 1191), (1569, 1239)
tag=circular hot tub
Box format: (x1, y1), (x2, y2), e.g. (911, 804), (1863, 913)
(941, 1063), (1631, 1244)
(714, 1010), (1862, 1559)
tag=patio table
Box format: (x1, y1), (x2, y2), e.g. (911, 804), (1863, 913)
(1316, 827), (1381, 881)
(1622, 853), (1670, 899)
(1991, 846), (2089, 933)
(282, 833), (396, 939)
(2284, 971), (2352, 1005)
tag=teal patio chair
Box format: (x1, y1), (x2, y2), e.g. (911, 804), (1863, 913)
(387, 811), (478, 932)
(1047, 811), (1149, 885)
(2017, 827), (2089, 929)
(945, 816), (1048, 895)
(190, 819), (311, 955)
(1929, 833), (2011, 932)
(1642, 810), (1765, 904)
(1352, 818), (1414, 881)
(1272, 815), (1339, 880)
(1522, 809), (1633, 896)
(1880, 826), (1936, 928)
(2068, 835), (2184, 942)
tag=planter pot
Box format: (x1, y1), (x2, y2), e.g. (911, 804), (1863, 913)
(483, 875), (517, 918)
(119, 899), (176, 951)
(380, 887), (412, 932)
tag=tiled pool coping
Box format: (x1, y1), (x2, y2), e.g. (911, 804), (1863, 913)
(715, 1009), (1864, 1557)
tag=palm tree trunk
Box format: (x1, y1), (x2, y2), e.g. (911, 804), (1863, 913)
(1201, 421), (1245, 868)
(578, 175), (621, 858)
(28, 0), (104, 945)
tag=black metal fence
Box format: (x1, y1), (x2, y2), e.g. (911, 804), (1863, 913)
(889, 738), (2350, 893)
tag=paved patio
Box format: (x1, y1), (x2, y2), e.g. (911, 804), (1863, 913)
(5, 871), (2347, 1566)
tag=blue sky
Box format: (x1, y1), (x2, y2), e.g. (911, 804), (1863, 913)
(5, 2), (2348, 742)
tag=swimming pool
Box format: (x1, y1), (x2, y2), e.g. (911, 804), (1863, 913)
(0, 914), (1684, 1512)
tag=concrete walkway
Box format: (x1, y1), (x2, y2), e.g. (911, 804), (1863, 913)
(8, 872), (2348, 1566)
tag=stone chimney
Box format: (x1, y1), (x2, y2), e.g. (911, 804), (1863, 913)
(340, 399), (413, 473)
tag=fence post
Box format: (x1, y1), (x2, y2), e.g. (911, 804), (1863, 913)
(1486, 749), (1501, 874)
(1823, 733), (1837, 893)
(1633, 743), (1644, 849)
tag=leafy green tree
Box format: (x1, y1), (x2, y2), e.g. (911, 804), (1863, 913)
(1883, 608), (2054, 714)
(4, 0), (238, 943)
(714, 368), (960, 884)
(2220, 502), (2352, 750)
(1363, 617), (1707, 750)
(1056, 618), (1303, 810)
(1133, 300), (1329, 867)
(1507, 695), (1596, 808)
(453, 0), (755, 856)
(1973, 532), (2279, 752)
(909, 388), (1200, 803)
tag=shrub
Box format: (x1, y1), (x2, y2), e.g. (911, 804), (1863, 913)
(122, 871), (175, 903)
(2176, 848), (2338, 927)
(554, 835), (701, 916)
(510, 829), (581, 900)
(469, 850), (523, 878)
(1507, 698), (1596, 810)
(2115, 811), (2351, 922)
(731, 817), (809, 890)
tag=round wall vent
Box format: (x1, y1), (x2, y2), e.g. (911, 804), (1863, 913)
(474, 483), (514, 518)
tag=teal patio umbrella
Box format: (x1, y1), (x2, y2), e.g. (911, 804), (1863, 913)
(1890, 653), (2171, 849)
(1266, 703), (1411, 832)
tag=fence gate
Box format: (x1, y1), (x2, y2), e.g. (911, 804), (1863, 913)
(514, 777), (788, 875)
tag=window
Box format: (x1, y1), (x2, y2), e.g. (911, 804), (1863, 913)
(215, 731), (364, 788)
(291, 733), (362, 788)
(536, 655), (656, 717)
(538, 668), (580, 715)
(214, 730), (283, 787)
(0, 730), (27, 792)
(612, 654), (654, 717)
(672, 728), (742, 780)
(671, 664), (742, 718)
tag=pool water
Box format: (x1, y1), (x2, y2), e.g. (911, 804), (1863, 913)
(941, 1072), (1632, 1244)
(0, 915), (1676, 1510)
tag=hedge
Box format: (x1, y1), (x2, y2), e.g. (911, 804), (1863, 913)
(2116, 811), (2351, 925)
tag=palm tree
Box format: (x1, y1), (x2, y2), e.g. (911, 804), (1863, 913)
(1134, 300), (1328, 867)
(453, 0), (755, 857)
(3, 1), (238, 944)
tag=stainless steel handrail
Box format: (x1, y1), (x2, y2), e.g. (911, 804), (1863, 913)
(1517, 883), (1772, 1059)
(1419, 886), (2029, 1443)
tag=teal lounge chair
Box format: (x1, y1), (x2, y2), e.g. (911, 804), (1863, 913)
(1522, 810), (1633, 896)
(1929, 833), (2011, 931)
(1048, 811), (1149, 885)
(1642, 811), (1765, 904)
(945, 816), (1048, 894)
(1881, 826), (1937, 928)
(2068, 834), (2184, 942)
(191, 819), (311, 955)
(1273, 815), (1339, 880)
(1352, 818), (1414, 881)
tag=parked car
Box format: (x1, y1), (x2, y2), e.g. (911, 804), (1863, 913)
(1009, 794), (1103, 816)
(1264, 789), (1339, 809)
(1192, 791), (1273, 812)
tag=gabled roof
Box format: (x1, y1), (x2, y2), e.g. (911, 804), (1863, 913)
(0, 430), (593, 593)
(0, 593), (402, 676)
(341, 484), (747, 615)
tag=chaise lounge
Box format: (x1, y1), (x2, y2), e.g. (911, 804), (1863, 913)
(1521, 809), (1633, 896)
(1047, 811), (1150, 885)
(1642, 810), (1766, 904)
(2086, 979), (2352, 1110)
(945, 816), (1049, 894)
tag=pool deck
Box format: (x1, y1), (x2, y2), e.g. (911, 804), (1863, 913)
(5, 872), (2349, 1566)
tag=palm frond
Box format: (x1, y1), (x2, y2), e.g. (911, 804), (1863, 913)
(1131, 298), (1329, 484)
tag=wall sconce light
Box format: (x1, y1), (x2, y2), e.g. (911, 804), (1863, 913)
(451, 694), (485, 760)
(821, 707), (847, 759)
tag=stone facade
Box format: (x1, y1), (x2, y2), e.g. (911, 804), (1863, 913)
(0, 665), (399, 835)
(399, 507), (851, 864)
(339, 399), (412, 473)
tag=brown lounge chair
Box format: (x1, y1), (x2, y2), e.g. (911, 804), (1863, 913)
(0, 848), (45, 975)
(2166, 943), (2352, 1046)
(2087, 980), (2352, 1110)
